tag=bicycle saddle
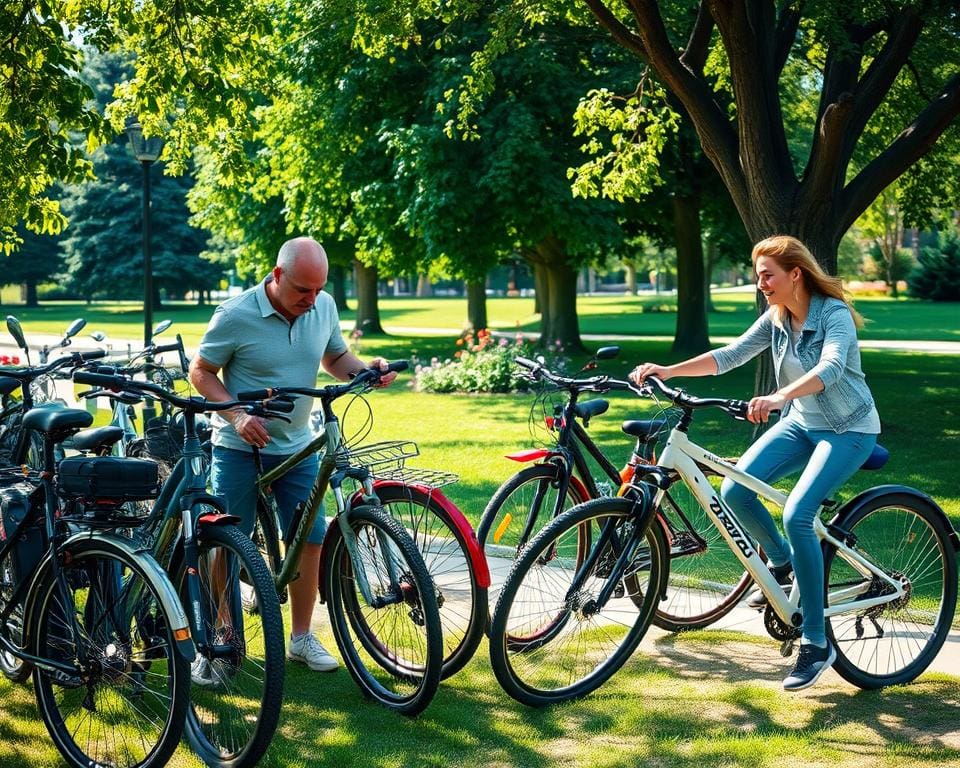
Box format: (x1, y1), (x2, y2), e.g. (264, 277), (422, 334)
(22, 406), (93, 435)
(70, 425), (125, 452)
(621, 419), (669, 443)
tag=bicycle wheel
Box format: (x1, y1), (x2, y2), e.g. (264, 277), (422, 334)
(489, 496), (668, 707)
(0, 553), (29, 683)
(824, 491), (958, 689)
(324, 504), (442, 716)
(374, 483), (485, 678)
(478, 463), (588, 614)
(177, 518), (286, 768)
(650, 470), (754, 631)
(30, 539), (189, 768)
(253, 491), (284, 595)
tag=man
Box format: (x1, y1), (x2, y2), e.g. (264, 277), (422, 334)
(190, 236), (395, 675)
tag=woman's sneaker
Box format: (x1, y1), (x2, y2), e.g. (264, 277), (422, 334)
(746, 564), (793, 609)
(288, 632), (339, 672)
(783, 642), (836, 691)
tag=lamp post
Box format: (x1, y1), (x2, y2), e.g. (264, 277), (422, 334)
(126, 121), (165, 425)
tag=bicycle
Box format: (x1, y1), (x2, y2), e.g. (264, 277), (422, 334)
(479, 351), (753, 631)
(74, 368), (288, 768)
(242, 363), (479, 714)
(490, 372), (959, 705)
(0, 342), (107, 467)
(0, 404), (193, 767)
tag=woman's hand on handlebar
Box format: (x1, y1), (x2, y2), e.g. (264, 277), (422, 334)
(629, 363), (672, 386)
(745, 393), (786, 424)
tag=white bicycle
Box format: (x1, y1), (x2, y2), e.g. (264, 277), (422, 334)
(490, 372), (958, 705)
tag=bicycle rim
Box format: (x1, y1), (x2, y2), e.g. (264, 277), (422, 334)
(375, 483), (485, 678)
(478, 464), (588, 617)
(326, 505), (442, 716)
(181, 521), (285, 768)
(490, 497), (667, 706)
(32, 544), (188, 768)
(825, 494), (958, 688)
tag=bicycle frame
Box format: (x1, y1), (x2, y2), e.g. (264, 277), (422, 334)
(650, 427), (907, 628)
(256, 406), (404, 608)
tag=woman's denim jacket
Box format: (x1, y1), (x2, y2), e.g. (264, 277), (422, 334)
(711, 294), (876, 433)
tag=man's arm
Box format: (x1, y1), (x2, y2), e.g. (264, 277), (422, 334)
(189, 355), (271, 446)
(322, 349), (397, 386)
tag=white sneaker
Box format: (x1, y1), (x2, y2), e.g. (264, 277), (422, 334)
(287, 633), (339, 672)
(191, 655), (229, 688)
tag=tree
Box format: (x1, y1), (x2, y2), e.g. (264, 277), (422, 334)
(908, 228), (960, 301)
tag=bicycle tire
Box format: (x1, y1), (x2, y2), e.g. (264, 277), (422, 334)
(374, 483), (486, 679)
(824, 491), (958, 689)
(478, 463), (589, 616)
(649, 470), (754, 631)
(176, 518), (286, 768)
(324, 504), (442, 716)
(30, 538), (189, 768)
(489, 496), (668, 707)
(0, 555), (30, 683)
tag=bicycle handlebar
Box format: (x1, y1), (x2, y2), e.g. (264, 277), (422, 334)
(514, 356), (616, 393)
(72, 370), (292, 419)
(0, 348), (107, 381)
(637, 374), (750, 419)
(237, 360), (408, 403)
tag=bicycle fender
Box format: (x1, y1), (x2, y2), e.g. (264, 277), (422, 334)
(364, 480), (491, 588)
(505, 448), (561, 463)
(829, 484), (960, 552)
(25, 531), (195, 662)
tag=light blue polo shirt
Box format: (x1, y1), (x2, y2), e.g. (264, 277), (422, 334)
(197, 277), (348, 454)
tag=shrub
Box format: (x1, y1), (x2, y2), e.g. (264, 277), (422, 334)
(414, 329), (566, 394)
(908, 230), (960, 301)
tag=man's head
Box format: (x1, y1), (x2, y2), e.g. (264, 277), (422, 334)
(269, 237), (329, 320)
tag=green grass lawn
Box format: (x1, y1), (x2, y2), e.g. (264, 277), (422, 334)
(2, 305), (958, 767)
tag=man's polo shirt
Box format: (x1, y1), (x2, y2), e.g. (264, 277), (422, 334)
(197, 277), (348, 454)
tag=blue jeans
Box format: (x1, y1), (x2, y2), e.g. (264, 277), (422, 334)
(211, 446), (326, 545)
(720, 419), (877, 645)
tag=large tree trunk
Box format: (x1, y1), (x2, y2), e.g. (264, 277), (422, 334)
(24, 279), (38, 308)
(623, 261), (637, 295)
(671, 193), (710, 356)
(353, 259), (384, 334)
(465, 280), (488, 331)
(532, 235), (585, 354)
(416, 274), (433, 297)
(329, 263), (350, 311)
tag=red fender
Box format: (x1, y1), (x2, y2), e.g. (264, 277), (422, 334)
(197, 512), (242, 527)
(345, 480), (491, 589)
(505, 448), (562, 463)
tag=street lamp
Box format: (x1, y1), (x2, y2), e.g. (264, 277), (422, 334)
(126, 121), (164, 348)
(126, 121), (165, 426)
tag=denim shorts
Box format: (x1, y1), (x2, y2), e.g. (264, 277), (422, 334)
(210, 446), (326, 545)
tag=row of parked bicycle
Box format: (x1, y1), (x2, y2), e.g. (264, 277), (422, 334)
(0, 316), (955, 768)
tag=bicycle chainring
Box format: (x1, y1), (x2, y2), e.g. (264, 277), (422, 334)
(763, 605), (801, 642)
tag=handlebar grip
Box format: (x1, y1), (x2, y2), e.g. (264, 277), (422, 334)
(176, 333), (190, 373)
(81, 349), (107, 361)
(152, 342), (182, 355)
(237, 389), (273, 401)
(73, 371), (127, 389)
(385, 360), (409, 373)
(514, 356), (537, 370)
(263, 399), (295, 414)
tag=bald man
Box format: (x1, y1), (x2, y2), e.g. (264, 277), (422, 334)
(190, 236), (395, 678)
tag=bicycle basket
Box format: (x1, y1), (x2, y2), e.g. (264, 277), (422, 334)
(144, 415), (183, 462)
(343, 440), (458, 489)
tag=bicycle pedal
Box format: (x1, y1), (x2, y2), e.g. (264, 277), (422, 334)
(779, 639), (795, 658)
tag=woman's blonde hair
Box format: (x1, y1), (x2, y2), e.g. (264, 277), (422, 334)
(751, 235), (863, 328)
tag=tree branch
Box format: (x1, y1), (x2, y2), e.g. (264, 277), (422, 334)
(582, 0), (647, 58)
(840, 72), (960, 232)
(679, 2), (713, 73)
(773, 4), (800, 78)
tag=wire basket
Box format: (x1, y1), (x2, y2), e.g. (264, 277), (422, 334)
(342, 440), (458, 489)
(343, 440), (420, 472)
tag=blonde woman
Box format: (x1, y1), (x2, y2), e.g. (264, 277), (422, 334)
(630, 235), (880, 691)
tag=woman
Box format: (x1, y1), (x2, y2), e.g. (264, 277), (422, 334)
(629, 235), (880, 691)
